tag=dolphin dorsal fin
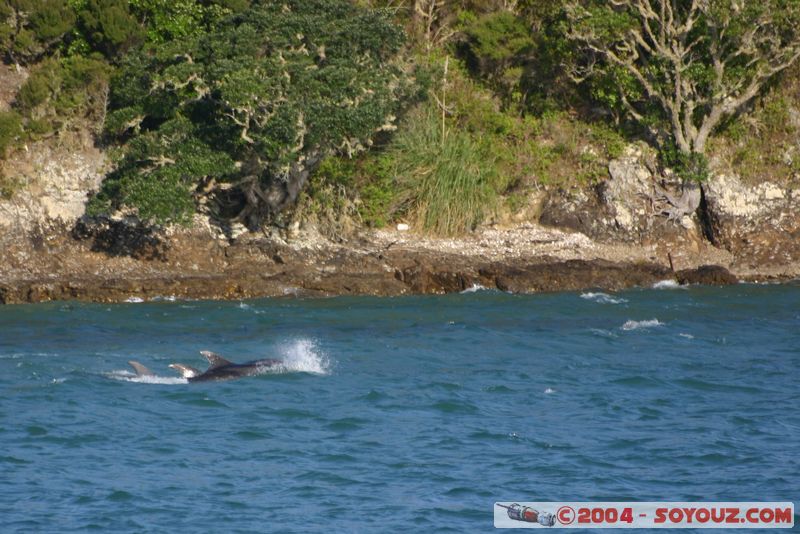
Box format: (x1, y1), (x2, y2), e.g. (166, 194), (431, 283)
(128, 360), (155, 377)
(200, 351), (232, 369)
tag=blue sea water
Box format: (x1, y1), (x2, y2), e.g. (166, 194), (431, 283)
(1, 283), (798, 532)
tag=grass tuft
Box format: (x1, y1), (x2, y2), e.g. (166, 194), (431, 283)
(390, 106), (497, 236)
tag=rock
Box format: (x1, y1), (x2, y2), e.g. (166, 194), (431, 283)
(539, 184), (614, 239)
(703, 174), (800, 267)
(539, 146), (703, 249)
(0, 143), (106, 232)
(675, 265), (738, 286)
(480, 259), (671, 293)
(395, 260), (471, 294)
(72, 216), (167, 261)
(607, 155), (653, 231)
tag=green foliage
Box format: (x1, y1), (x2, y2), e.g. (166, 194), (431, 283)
(0, 111), (22, 156)
(355, 157), (398, 228)
(96, 0), (415, 224)
(311, 152), (398, 228)
(1, 0), (77, 64)
(660, 143), (710, 184)
(712, 73), (800, 184)
(15, 55), (111, 134)
(589, 122), (626, 160)
(129, 0), (246, 45)
(459, 11), (533, 109)
(78, 0), (142, 58)
(436, 61), (622, 190)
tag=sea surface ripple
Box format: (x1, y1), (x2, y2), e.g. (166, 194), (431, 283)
(1, 283), (798, 532)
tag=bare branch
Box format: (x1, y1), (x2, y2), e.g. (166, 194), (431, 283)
(567, 0), (800, 155)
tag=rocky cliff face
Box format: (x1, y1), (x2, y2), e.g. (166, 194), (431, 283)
(538, 146), (799, 275)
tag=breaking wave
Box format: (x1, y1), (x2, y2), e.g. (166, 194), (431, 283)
(580, 292), (627, 304)
(461, 284), (492, 294)
(621, 319), (664, 331)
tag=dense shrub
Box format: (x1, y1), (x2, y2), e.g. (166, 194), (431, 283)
(77, 0), (143, 59)
(0, 0), (76, 65)
(459, 11), (533, 108)
(15, 55), (111, 133)
(0, 111), (22, 156)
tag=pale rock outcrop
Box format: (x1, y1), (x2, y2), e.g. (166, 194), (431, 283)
(540, 146), (704, 249)
(0, 143), (106, 233)
(703, 174), (800, 266)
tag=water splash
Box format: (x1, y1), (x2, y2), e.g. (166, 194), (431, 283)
(460, 284), (492, 294)
(124, 297), (145, 303)
(652, 280), (683, 289)
(275, 339), (332, 375)
(106, 370), (188, 385)
(621, 319), (664, 331)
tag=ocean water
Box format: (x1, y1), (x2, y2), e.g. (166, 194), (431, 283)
(1, 283), (798, 532)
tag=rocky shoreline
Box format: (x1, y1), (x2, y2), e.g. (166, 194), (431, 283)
(0, 217), (791, 305)
(1, 143), (798, 305)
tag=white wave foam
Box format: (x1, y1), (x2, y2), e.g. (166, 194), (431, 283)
(275, 339), (331, 375)
(461, 284), (489, 294)
(621, 319), (664, 331)
(106, 370), (188, 385)
(679, 333), (695, 339)
(544, 388), (556, 394)
(125, 296), (145, 303)
(652, 280), (682, 289)
(580, 292), (627, 304)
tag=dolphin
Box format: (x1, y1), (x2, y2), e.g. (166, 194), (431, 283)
(167, 363), (201, 379)
(128, 360), (156, 377)
(169, 351), (282, 382)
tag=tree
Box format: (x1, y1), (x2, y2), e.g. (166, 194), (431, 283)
(566, 0), (800, 164)
(93, 0), (419, 226)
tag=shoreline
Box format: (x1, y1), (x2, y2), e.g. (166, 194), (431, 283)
(2, 221), (797, 305)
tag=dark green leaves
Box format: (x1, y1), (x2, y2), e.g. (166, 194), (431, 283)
(96, 0), (415, 224)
